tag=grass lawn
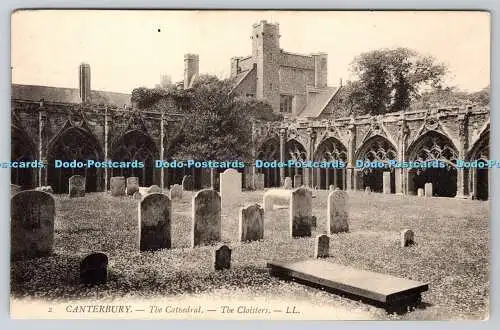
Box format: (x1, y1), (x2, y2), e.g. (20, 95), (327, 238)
(11, 190), (489, 320)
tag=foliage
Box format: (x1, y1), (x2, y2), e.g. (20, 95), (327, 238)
(341, 48), (447, 115)
(410, 85), (490, 110)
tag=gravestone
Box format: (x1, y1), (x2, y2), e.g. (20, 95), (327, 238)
(133, 191), (142, 200)
(245, 173), (254, 190)
(182, 175), (194, 191)
(383, 172), (391, 194)
(417, 188), (424, 197)
(239, 203), (264, 242)
(11, 184), (21, 196)
(314, 234), (330, 258)
(147, 185), (162, 194)
(214, 245), (231, 270)
(69, 175), (86, 197)
(424, 183), (433, 197)
(327, 190), (349, 234)
(139, 193), (171, 251)
(80, 252), (108, 285)
(220, 169), (242, 209)
(255, 173), (265, 190)
(126, 177), (139, 195)
(290, 187), (313, 237)
(170, 184), (183, 200)
(11, 190), (55, 259)
(365, 186), (371, 194)
(263, 189), (291, 212)
(110, 177), (126, 196)
(401, 229), (415, 247)
(293, 174), (303, 188)
(35, 186), (53, 194)
(191, 189), (221, 247)
(283, 177), (293, 189)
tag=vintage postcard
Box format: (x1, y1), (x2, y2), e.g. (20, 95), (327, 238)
(9, 10), (490, 320)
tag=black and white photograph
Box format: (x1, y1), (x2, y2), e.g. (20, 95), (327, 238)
(9, 10), (490, 320)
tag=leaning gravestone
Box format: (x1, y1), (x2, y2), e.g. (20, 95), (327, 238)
(417, 188), (424, 197)
(255, 173), (265, 190)
(11, 184), (21, 196)
(239, 203), (264, 242)
(126, 177), (139, 195)
(220, 169), (242, 209)
(147, 185), (162, 194)
(290, 187), (313, 237)
(133, 191), (142, 200)
(327, 189), (349, 234)
(139, 193), (171, 251)
(283, 177), (293, 189)
(401, 229), (415, 247)
(293, 174), (303, 188)
(69, 175), (85, 197)
(314, 234), (330, 258)
(110, 177), (126, 196)
(182, 175), (194, 191)
(191, 189), (221, 247)
(170, 184), (183, 200)
(214, 245), (231, 271)
(424, 183), (433, 197)
(80, 252), (108, 285)
(383, 172), (391, 194)
(11, 190), (55, 259)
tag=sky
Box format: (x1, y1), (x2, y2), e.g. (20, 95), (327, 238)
(11, 10), (490, 94)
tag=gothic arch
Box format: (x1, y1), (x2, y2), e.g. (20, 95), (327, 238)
(467, 128), (489, 200)
(285, 139), (307, 182)
(11, 126), (37, 189)
(256, 137), (280, 187)
(313, 137), (348, 190)
(47, 127), (104, 193)
(406, 130), (459, 197)
(355, 135), (397, 193)
(111, 129), (157, 187)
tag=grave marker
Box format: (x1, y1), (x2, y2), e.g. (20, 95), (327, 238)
(290, 187), (313, 237)
(214, 245), (231, 270)
(139, 193), (171, 251)
(191, 189), (221, 247)
(126, 177), (139, 195)
(110, 177), (126, 196)
(239, 203), (264, 242)
(327, 190), (349, 234)
(69, 175), (86, 197)
(314, 234), (330, 258)
(80, 252), (108, 285)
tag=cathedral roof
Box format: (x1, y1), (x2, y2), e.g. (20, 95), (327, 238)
(11, 84), (131, 107)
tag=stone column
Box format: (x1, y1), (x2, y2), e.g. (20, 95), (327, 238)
(38, 105), (48, 187)
(346, 120), (356, 190)
(397, 116), (410, 195)
(104, 107), (111, 191)
(305, 127), (316, 187)
(160, 112), (165, 189)
(279, 128), (286, 186)
(456, 111), (469, 198)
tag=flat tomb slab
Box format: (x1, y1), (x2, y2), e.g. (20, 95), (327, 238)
(267, 259), (428, 305)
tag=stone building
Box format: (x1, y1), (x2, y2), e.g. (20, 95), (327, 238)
(10, 21), (490, 200)
(230, 20), (339, 119)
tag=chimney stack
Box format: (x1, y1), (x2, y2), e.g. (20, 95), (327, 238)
(79, 63), (91, 103)
(184, 54), (199, 89)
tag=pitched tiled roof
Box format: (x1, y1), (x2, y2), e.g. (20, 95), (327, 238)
(298, 86), (340, 118)
(229, 66), (256, 95)
(11, 84), (131, 106)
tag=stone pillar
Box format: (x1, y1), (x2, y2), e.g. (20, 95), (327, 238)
(397, 116), (409, 195)
(305, 127), (316, 187)
(333, 169), (337, 189)
(104, 107), (112, 191)
(279, 128), (286, 186)
(160, 112), (166, 189)
(346, 120), (356, 190)
(456, 111), (469, 198)
(38, 106), (48, 187)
